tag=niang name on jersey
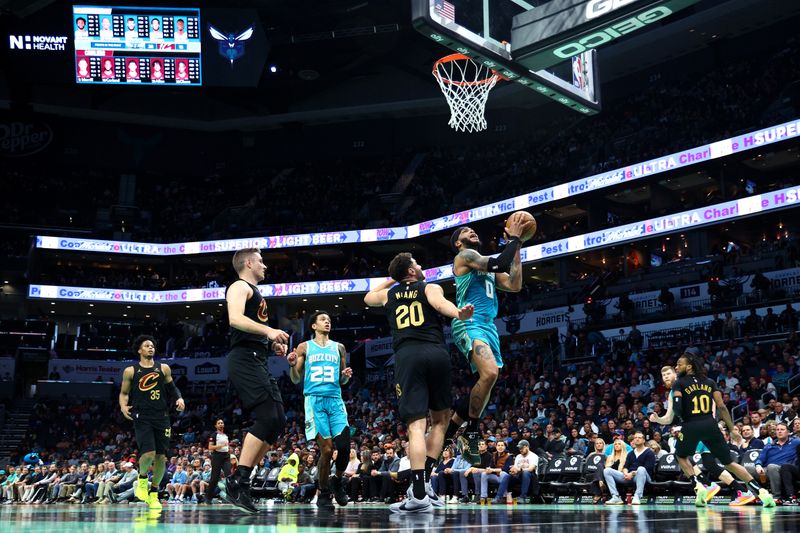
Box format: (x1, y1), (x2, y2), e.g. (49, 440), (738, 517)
(684, 383), (713, 395)
(308, 353), (339, 363)
(394, 289), (418, 300)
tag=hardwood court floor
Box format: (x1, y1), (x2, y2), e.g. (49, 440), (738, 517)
(0, 502), (797, 533)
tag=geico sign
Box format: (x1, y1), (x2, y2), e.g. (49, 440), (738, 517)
(586, 0), (640, 20)
(554, 6), (671, 59)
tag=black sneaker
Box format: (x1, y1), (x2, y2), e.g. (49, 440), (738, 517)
(317, 491), (335, 511)
(221, 476), (258, 514)
(330, 476), (349, 507)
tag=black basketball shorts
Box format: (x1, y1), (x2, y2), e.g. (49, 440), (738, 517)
(675, 417), (730, 465)
(394, 342), (453, 422)
(227, 345), (283, 410)
(133, 415), (171, 455)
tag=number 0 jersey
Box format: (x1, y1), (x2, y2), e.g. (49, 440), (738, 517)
(385, 281), (445, 352)
(673, 374), (718, 422)
(455, 269), (497, 320)
(303, 340), (342, 398)
(129, 362), (169, 419)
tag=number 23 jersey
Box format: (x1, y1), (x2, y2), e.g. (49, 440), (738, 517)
(385, 281), (445, 352)
(304, 340), (343, 398)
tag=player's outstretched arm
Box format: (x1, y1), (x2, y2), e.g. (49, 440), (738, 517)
(650, 392), (674, 425)
(425, 283), (474, 321)
(287, 342), (307, 384)
(364, 279), (394, 307)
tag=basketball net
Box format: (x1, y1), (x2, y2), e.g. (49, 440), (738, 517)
(433, 53), (501, 133)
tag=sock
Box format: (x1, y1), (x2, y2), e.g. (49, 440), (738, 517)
(445, 420), (461, 442)
(149, 488), (158, 494)
(412, 470), (426, 500)
(424, 457), (437, 484)
(692, 475), (706, 488)
(237, 465), (253, 484)
(466, 418), (480, 435)
(729, 480), (745, 493)
(139, 474), (148, 480)
(746, 479), (762, 494)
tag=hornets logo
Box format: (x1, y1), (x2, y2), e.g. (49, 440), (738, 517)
(395, 384), (402, 398)
(138, 372), (160, 392)
(257, 299), (268, 322)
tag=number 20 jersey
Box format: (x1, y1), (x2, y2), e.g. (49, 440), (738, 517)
(303, 340), (342, 398)
(385, 281), (445, 352)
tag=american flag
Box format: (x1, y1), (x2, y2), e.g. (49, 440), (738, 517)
(434, 0), (455, 21)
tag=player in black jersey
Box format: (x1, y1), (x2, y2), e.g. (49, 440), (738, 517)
(671, 351), (775, 507)
(223, 247), (290, 514)
(119, 335), (185, 510)
(365, 253), (473, 513)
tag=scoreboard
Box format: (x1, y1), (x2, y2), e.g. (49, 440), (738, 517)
(73, 6), (202, 86)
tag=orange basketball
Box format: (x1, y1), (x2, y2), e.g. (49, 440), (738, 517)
(506, 211), (537, 242)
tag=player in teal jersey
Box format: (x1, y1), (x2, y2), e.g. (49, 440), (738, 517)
(444, 216), (527, 465)
(288, 311), (353, 510)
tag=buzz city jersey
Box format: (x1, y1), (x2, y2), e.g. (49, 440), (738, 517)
(303, 340), (342, 398)
(128, 362), (169, 419)
(385, 281), (445, 352)
(454, 269), (497, 319)
(673, 375), (719, 422)
(227, 279), (270, 349)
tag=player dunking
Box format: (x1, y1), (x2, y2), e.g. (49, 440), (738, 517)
(365, 253), (474, 512)
(287, 311), (353, 511)
(670, 351), (775, 507)
(119, 335), (185, 511)
(223, 248), (290, 514)
(444, 216), (527, 464)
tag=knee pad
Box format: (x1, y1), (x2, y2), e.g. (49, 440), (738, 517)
(334, 429), (351, 471)
(249, 402), (286, 443)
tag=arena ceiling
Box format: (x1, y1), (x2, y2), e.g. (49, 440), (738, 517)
(0, 0), (798, 129)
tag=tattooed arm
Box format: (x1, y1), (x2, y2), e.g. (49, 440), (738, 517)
(496, 245), (522, 292)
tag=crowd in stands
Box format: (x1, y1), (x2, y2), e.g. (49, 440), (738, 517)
(4, 326), (800, 506)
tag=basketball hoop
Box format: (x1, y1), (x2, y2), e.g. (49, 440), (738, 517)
(433, 53), (502, 133)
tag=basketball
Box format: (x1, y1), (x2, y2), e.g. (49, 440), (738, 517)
(507, 211), (537, 242)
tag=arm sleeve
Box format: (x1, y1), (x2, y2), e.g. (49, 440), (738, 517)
(672, 394), (684, 424)
(487, 238), (521, 273)
(165, 379), (182, 401)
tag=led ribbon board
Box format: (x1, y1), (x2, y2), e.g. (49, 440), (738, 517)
(34, 119), (800, 256)
(28, 185), (800, 302)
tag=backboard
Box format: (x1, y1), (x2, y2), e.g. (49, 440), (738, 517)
(412, 0), (601, 114)
(413, 0), (704, 115)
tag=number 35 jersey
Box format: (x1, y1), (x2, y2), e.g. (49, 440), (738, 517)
(673, 374), (719, 422)
(303, 340), (343, 398)
(385, 281), (445, 352)
(129, 362), (169, 419)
